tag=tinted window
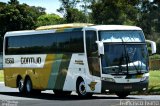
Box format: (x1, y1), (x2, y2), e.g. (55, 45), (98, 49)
(57, 32), (70, 53)
(86, 31), (98, 56)
(5, 31), (84, 55)
(70, 31), (84, 52)
(85, 31), (100, 77)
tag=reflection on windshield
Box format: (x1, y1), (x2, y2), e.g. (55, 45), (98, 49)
(99, 30), (145, 42)
(102, 44), (148, 75)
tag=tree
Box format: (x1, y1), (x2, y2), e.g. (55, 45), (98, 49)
(8, 0), (19, 5)
(90, 0), (139, 25)
(65, 8), (87, 23)
(58, 0), (87, 23)
(135, 0), (160, 40)
(36, 14), (64, 27)
(0, 0), (45, 37)
(152, 0), (160, 33)
(57, 0), (80, 16)
(136, 0), (153, 38)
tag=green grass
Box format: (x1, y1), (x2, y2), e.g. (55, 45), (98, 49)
(0, 70), (4, 82)
(148, 71), (160, 94)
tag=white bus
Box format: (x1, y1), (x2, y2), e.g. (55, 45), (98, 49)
(3, 24), (156, 98)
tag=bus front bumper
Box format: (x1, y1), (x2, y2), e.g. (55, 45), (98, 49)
(101, 80), (148, 93)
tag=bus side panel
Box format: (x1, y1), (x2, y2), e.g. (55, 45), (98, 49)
(3, 54), (73, 90)
(63, 54), (86, 91)
(4, 68), (19, 88)
(63, 54), (102, 93)
(34, 54), (55, 89)
(3, 54), (54, 89)
(4, 68), (43, 88)
(4, 53), (102, 92)
(46, 54), (72, 90)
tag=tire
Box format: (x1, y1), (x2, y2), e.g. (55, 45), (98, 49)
(25, 78), (33, 94)
(18, 78), (25, 94)
(116, 92), (130, 98)
(76, 79), (88, 97)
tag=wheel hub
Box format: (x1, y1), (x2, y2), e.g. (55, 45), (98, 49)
(79, 82), (86, 95)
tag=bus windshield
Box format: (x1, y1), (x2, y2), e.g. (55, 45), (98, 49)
(101, 44), (148, 75)
(99, 30), (148, 75)
(99, 30), (145, 43)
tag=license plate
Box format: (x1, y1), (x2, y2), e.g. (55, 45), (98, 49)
(124, 85), (132, 89)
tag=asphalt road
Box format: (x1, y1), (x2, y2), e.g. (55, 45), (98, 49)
(0, 82), (160, 106)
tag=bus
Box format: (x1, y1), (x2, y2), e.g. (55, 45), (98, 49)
(3, 24), (156, 98)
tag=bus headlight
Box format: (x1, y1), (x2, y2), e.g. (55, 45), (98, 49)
(102, 77), (115, 82)
(140, 76), (149, 82)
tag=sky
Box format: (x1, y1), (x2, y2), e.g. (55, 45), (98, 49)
(0, 0), (61, 15)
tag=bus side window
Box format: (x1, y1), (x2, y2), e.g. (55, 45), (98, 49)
(5, 37), (9, 55)
(86, 31), (100, 77)
(86, 31), (98, 57)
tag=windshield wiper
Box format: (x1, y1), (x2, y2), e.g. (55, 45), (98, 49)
(122, 39), (129, 75)
(121, 39), (144, 75)
(117, 54), (125, 74)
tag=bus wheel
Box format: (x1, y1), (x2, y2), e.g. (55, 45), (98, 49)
(116, 92), (130, 98)
(25, 78), (33, 94)
(18, 78), (25, 93)
(76, 79), (87, 97)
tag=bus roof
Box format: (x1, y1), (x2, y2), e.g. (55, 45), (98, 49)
(4, 30), (56, 37)
(36, 23), (94, 30)
(83, 25), (142, 31)
(4, 25), (142, 37)
(36, 23), (141, 31)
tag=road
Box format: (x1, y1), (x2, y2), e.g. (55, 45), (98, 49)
(0, 82), (160, 106)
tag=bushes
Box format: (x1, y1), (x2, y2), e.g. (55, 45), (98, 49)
(149, 54), (160, 70)
(149, 54), (160, 60)
(156, 39), (160, 54)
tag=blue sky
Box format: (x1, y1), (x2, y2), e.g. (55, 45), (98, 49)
(0, 0), (61, 15)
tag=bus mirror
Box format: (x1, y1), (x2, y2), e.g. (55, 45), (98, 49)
(146, 40), (156, 54)
(96, 41), (104, 55)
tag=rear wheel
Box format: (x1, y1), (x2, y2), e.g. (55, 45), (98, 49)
(25, 78), (33, 95)
(18, 78), (25, 94)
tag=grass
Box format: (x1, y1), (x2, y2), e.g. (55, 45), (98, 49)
(148, 70), (160, 94)
(0, 70), (4, 82)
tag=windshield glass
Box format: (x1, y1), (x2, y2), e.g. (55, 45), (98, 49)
(99, 30), (145, 42)
(101, 44), (148, 75)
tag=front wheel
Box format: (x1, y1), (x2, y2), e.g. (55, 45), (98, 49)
(76, 79), (92, 97)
